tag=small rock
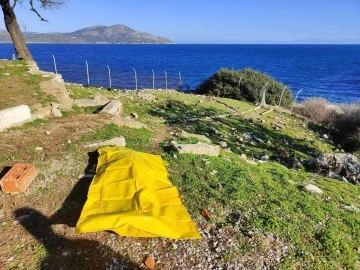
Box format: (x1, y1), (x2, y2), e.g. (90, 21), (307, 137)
(62, 251), (70, 257)
(240, 154), (247, 160)
(322, 134), (329, 139)
(130, 112), (139, 119)
(66, 140), (72, 144)
(260, 155), (269, 161)
(45, 131), (51, 135)
(7, 257), (14, 262)
(2, 73), (10, 76)
(219, 141), (228, 148)
(304, 184), (323, 195)
(35, 147), (43, 151)
(51, 103), (62, 117)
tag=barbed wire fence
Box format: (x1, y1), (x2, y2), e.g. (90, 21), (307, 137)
(37, 57), (192, 91)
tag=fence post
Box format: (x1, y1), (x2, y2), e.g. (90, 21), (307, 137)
(52, 55), (57, 74)
(107, 65), (112, 89)
(291, 89), (303, 112)
(179, 72), (182, 90)
(164, 70), (167, 90)
(152, 70), (155, 90)
(278, 86), (287, 106)
(85, 61), (90, 86)
(133, 68), (138, 90)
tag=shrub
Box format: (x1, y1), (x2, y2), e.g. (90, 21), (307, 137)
(196, 68), (293, 106)
(296, 97), (360, 152)
(294, 98), (337, 124)
(331, 104), (360, 150)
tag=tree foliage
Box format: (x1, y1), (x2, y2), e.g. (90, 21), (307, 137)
(196, 68), (293, 106)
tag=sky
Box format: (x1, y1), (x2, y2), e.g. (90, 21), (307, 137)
(1, 0), (359, 43)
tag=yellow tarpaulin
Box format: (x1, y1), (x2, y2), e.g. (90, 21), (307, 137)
(76, 147), (201, 239)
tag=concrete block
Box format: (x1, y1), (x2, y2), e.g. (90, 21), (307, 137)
(0, 164), (37, 193)
(99, 100), (123, 116)
(73, 99), (110, 107)
(0, 105), (32, 131)
(173, 143), (220, 157)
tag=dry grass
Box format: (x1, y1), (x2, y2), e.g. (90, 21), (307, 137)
(295, 97), (360, 151)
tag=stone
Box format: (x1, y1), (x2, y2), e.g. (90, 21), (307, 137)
(130, 112), (139, 119)
(240, 154), (247, 160)
(243, 133), (252, 140)
(45, 131), (51, 135)
(112, 117), (147, 129)
(73, 99), (110, 107)
(219, 141), (228, 148)
(35, 147), (43, 151)
(173, 143), (220, 157)
(86, 137), (126, 148)
(2, 73), (10, 76)
(322, 134), (329, 139)
(51, 103), (62, 117)
(305, 153), (360, 185)
(180, 130), (212, 144)
(99, 100), (123, 116)
(342, 204), (360, 212)
(0, 105), (32, 131)
(260, 155), (269, 161)
(304, 184), (323, 195)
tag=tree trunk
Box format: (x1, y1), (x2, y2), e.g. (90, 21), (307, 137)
(0, 0), (34, 61)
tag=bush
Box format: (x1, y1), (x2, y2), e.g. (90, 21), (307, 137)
(196, 68), (293, 106)
(294, 98), (337, 124)
(296, 97), (360, 152)
(331, 104), (360, 150)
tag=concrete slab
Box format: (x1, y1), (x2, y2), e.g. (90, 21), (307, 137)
(0, 105), (32, 131)
(173, 143), (220, 157)
(99, 100), (123, 116)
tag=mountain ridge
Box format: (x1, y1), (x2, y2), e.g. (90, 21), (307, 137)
(0, 24), (173, 44)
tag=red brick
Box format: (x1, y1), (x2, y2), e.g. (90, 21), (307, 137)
(0, 164), (37, 193)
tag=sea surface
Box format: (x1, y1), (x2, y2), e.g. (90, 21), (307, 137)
(1, 44), (359, 103)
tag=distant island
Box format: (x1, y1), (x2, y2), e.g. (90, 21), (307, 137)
(0, 24), (173, 44)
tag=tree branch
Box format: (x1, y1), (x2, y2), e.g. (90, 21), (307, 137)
(12, 0), (18, 9)
(29, 0), (48, 22)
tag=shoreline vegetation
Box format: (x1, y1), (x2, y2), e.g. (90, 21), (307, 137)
(0, 60), (359, 269)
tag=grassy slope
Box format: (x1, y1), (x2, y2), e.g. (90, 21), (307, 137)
(0, 61), (359, 269)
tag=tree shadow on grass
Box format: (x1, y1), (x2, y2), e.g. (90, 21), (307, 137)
(50, 150), (99, 227)
(149, 101), (320, 162)
(14, 208), (140, 270)
(13, 150), (140, 269)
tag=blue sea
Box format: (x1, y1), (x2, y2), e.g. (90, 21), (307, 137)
(1, 44), (359, 103)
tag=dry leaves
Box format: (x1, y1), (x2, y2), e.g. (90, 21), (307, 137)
(201, 208), (212, 219)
